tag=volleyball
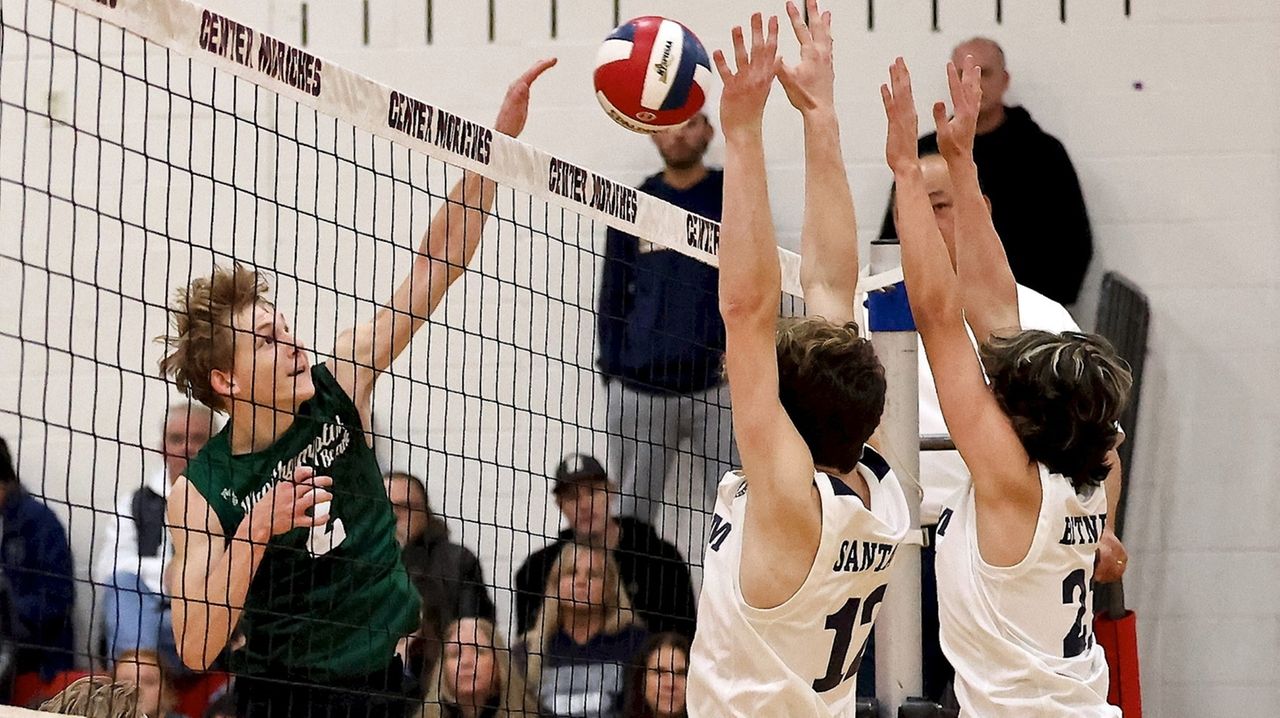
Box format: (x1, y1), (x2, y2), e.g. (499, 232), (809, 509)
(593, 16), (712, 134)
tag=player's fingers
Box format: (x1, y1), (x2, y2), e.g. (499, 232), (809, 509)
(765, 15), (779, 53)
(785, 1), (811, 45)
(296, 487), (333, 512)
(291, 465), (316, 483)
(932, 101), (949, 132)
(880, 83), (893, 116)
(809, 0), (830, 44)
(749, 13), (764, 51)
(731, 26), (748, 69)
(946, 61), (963, 105)
(519, 57), (557, 87)
(713, 49), (733, 81)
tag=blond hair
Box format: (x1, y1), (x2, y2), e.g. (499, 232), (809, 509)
(420, 617), (541, 718)
(521, 543), (641, 694)
(38, 676), (142, 718)
(158, 263), (270, 411)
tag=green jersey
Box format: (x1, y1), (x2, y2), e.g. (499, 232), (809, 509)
(184, 364), (419, 681)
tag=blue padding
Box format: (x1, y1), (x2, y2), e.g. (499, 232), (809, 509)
(866, 281), (916, 332)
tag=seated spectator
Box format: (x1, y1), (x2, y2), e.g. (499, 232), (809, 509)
(38, 675), (140, 718)
(518, 543), (648, 718)
(111, 650), (188, 718)
(421, 616), (539, 718)
(515, 455), (695, 639)
(94, 405), (212, 666)
(0, 437), (75, 694)
(202, 690), (235, 718)
(385, 471), (496, 687)
(621, 633), (688, 718)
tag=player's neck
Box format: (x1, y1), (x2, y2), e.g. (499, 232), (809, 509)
(825, 465), (872, 509)
(662, 162), (709, 190)
(228, 400), (298, 454)
(976, 104), (1007, 136)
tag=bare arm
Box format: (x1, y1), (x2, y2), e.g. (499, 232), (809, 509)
(333, 59), (558, 407)
(777, 0), (859, 323)
(933, 57), (1018, 341)
(882, 59), (1039, 538)
(714, 14), (820, 607)
(167, 469), (331, 669)
(1094, 447), (1128, 583)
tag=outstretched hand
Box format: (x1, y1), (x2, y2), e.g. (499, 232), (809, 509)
(934, 54), (982, 160)
(880, 57), (920, 174)
(493, 57), (557, 137)
(777, 0), (835, 114)
(713, 13), (780, 133)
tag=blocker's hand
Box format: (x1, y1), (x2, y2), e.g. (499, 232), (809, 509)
(934, 54), (982, 161)
(880, 57), (921, 174)
(777, 0), (836, 114)
(713, 13), (780, 134)
(1094, 530), (1129, 583)
(494, 57), (557, 138)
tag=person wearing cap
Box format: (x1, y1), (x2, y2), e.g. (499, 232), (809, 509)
(514, 454), (697, 639)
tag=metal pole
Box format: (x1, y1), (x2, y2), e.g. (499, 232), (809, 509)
(867, 239), (922, 715)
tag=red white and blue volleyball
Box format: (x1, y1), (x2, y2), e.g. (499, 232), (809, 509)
(594, 16), (712, 134)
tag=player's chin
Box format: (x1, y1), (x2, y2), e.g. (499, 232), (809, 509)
(280, 374), (316, 406)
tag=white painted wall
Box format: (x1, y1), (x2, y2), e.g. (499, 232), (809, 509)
(1, 0), (1277, 714)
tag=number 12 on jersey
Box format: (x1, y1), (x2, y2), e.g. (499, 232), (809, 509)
(812, 584), (888, 693)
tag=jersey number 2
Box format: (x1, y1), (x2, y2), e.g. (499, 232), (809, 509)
(812, 584), (887, 693)
(1061, 568), (1093, 657)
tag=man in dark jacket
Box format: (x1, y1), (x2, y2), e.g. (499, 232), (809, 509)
(879, 37), (1094, 306)
(514, 454), (696, 639)
(597, 112), (736, 525)
(0, 437), (75, 695)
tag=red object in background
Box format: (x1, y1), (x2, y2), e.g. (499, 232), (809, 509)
(173, 671), (230, 718)
(1095, 608), (1142, 716)
(10, 669), (94, 708)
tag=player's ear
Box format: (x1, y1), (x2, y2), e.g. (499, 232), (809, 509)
(209, 368), (237, 403)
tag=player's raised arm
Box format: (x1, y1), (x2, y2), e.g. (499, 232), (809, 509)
(713, 15), (818, 531)
(777, 0), (859, 322)
(933, 55), (1019, 341)
(333, 58), (557, 406)
(882, 58), (1036, 510)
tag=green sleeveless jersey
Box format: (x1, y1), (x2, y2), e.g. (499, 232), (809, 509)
(184, 364), (419, 681)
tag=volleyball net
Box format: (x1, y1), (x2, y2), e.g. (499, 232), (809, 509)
(0, 0), (861, 713)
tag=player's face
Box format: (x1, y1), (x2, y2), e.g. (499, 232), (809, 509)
(557, 482), (612, 541)
(113, 659), (164, 718)
(444, 618), (499, 706)
(652, 114), (713, 170)
(227, 303), (314, 412)
(952, 41), (1008, 115)
(644, 644), (689, 718)
(162, 408), (212, 479)
(919, 156), (958, 264)
(560, 547), (608, 608)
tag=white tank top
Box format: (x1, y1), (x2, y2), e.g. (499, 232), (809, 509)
(687, 447), (909, 717)
(935, 463), (1119, 717)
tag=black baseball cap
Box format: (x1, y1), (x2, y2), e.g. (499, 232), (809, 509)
(552, 453), (609, 495)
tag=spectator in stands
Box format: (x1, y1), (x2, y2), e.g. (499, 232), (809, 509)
(201, 690), (235, 718)
(0, 437), (75, 692)
(597, 111), (735, 523)
(420, 616), (539, 718)
(39, 676), (141, 718)
(518, 544), (648, 718)
(621, 633), (688, 718)
(95, 405), (213, 667)
(879, 37), (1093, 306)
(858, 153), (1127, 702)
(514, 455), (695, 639)
(111, 649), (188, 718)
(385, 471), (496, 690)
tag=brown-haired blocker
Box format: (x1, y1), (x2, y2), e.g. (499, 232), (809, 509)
(686, 5), (910, 716)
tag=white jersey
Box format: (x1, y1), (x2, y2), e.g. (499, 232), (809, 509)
(935, 464), (1119, 717)
(688, 447), (909, 717)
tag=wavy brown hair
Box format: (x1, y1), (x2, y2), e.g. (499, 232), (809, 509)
(980, 330), (1132, 490)
(621, 632), (690, 718)
(775, 317), (886, 474)
(157, 263), (270, 411)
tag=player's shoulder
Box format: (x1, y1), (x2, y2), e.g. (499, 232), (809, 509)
(1015, 284), (1080, 333)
